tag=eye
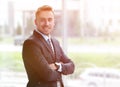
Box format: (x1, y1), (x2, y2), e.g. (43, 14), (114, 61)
(40, 18), (45, 22)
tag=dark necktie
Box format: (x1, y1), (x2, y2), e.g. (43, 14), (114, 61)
(47, 38), (54, 53)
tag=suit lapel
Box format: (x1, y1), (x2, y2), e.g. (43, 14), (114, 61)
(42, 39), (54, 55)
(51, 38), (57, 57)
(33, 30), (55, 58)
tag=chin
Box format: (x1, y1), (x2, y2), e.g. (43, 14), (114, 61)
(44, 33), (49, 36)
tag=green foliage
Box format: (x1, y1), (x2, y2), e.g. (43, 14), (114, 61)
(0, 52), (24, 71)
(1, 49), (120, 79)
(68, 37), (120, 45)
(0, 37), (13, 44)
(68, 52), (120, 78)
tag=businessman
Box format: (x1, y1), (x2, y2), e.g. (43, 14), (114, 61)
(22, 5), (75, 87)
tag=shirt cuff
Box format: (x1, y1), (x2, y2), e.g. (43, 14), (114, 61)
(55, 62), (62, 72)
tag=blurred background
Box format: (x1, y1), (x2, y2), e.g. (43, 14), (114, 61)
(1, 0), (120, 87)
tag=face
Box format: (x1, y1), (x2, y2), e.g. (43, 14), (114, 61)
(35, 11), (55, 36)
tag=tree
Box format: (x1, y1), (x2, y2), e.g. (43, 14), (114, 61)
(15, 24), (22, 35)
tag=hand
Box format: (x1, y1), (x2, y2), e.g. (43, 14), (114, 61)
(49, 63), (57, 70)
(55, 62), (62, 72)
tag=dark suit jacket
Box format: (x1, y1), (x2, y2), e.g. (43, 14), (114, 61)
(22, 30), (75, 87)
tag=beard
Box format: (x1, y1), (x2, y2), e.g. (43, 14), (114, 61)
(40, 25), (53, 35)
(42, 25), (51, 29)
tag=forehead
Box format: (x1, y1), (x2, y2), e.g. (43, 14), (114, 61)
(37, 11), (54, 19)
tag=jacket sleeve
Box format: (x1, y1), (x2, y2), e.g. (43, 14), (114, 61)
(57, 42), (75, 75)
(22, 39), (61, 82)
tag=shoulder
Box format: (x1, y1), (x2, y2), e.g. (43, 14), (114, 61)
(23, 34), (44, 48)
(51, 37), (60, 44)
(23, 36), (34, 46)
(51, 37), (59, 42)
(23, 34), (38, 45)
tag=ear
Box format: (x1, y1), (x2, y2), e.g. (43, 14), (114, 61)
(34, 19), (37, 25)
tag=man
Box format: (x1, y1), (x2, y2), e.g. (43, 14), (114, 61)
(22, 5), (75, 87)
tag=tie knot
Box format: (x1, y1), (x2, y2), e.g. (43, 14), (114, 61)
(47, 38), (51, 44)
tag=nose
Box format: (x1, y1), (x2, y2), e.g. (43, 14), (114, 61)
(45, 20), (49, 25)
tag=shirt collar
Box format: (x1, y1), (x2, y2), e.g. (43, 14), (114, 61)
(35, 29), (51, 41)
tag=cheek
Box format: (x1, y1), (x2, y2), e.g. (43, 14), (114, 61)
(35, 20), (43, 26)
(37, 22), (44, 27)
(38, 22), (44, 26)
(51, 22), (55, 27)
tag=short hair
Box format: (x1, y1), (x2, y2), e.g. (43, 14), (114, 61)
(35, 5), (54, 19)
